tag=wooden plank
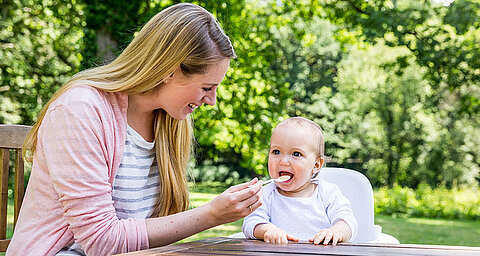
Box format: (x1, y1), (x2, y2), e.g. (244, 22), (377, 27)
(0, 149), (10, 240)
(217, 240), (478, 254)
(195, 239), (480, 256)
(151, 239), (480, 256)
(114, 237), (232, 255)
(163, 251), (313, 255)
(0, 239), (10, 252)
(14, 149), (24, 230)
(115, 238), (480, 256)
(0, 125), (31, 148)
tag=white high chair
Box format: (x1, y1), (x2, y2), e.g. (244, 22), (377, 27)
(229, 167), (399, 244)
(317, 167), (399, 244)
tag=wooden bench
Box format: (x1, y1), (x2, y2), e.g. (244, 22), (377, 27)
(0, 124), (32, 252)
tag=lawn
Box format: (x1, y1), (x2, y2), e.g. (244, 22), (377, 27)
(376, 215), (480, 247)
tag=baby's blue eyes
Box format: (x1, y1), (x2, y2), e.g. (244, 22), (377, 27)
(271, 150), (302, 157)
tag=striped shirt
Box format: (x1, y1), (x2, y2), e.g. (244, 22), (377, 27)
(56, 125), (159, 255)
(112, 125), (160, 219)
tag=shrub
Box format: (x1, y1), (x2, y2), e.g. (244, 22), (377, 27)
(374, 185), (480, 220)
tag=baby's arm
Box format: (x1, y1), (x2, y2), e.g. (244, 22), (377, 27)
(254, 223), (299, 244)
(309, 219), (352, 245)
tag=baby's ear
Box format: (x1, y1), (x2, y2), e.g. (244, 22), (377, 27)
(313, 157), (324, 174)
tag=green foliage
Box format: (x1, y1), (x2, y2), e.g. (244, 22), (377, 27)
(334, 43), (432, 187)
(374, 185), (480, 220)
(188, 160), (250, 186)
(0, 0), (85, 125)
(1, 0), (479, 188)
(322, 0), (480, 115)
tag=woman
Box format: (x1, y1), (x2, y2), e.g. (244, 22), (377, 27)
(7, 3), (262, 255)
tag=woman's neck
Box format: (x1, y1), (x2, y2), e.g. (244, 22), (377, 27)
(127, 95), (155, 142)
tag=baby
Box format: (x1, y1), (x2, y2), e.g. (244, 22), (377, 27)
(243, 117), (357, 245)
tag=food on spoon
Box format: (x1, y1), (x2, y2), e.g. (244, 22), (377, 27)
(275, 175), (292, 182)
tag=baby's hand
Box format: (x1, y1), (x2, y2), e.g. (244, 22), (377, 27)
(309, 228), (344, 245)
(263, 225), (298, 244)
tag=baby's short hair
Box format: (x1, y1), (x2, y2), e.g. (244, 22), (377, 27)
(276, 117), (325, 158)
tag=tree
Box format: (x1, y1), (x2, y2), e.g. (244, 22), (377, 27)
(304, 41), (479, 187)
(1, 0), (84, 125)
(2, 0), (478, 186)
(321, 0), (480, 115)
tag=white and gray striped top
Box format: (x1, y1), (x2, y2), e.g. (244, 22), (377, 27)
(112, 125), (160, 219)
(56, 125), (160, 255)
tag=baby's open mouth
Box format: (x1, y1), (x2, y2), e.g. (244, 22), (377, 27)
(278, 171), (293, 181)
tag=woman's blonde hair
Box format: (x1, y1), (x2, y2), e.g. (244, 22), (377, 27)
(23, 3), (236, 217)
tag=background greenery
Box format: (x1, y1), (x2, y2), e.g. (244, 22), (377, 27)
(2, 0), (479, 188)
(1, 0), (479, 248)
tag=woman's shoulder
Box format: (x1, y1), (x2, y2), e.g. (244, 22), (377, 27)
(52, 84), (127, 112)
(54, 84), (107, 106)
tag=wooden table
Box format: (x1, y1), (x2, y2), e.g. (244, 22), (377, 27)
(117, 237), (480, 256)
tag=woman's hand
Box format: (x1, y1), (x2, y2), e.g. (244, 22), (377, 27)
(205, 178), (263, 225)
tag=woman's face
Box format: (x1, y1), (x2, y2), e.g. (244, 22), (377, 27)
(153, 58), (230, 120)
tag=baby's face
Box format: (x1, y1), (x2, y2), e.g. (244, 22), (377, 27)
(268, 125), (321, 196)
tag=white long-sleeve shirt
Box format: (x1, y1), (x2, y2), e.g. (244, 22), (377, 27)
(242, 177), (358, 241)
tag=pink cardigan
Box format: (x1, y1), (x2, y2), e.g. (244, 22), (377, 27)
(7, 85), (149, 255)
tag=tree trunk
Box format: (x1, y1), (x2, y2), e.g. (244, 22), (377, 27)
(96, 25), (119, 64)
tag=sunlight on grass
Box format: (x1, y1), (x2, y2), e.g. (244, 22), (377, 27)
(376, 215), (480, 247)
(189, 192), (217, 208)
(405, 217), (475, 227)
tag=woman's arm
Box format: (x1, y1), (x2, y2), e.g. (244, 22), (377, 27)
(146, 179), (263, 247)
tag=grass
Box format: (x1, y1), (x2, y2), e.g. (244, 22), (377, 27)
(376, 215), (480, 247)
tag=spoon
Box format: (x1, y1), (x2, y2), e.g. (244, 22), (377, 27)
(263, 175), (292, 185)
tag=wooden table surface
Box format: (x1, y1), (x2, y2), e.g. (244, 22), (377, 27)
(116, 237), (480, 256)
